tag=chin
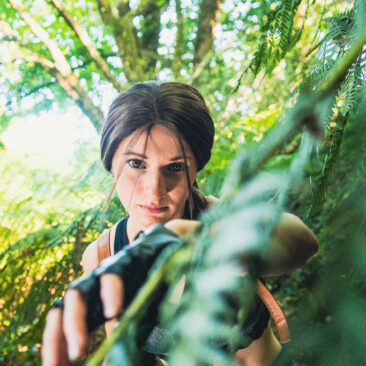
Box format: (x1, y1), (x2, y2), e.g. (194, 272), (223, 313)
(137, 209), (183, 230)
(141, 217), (167, 229)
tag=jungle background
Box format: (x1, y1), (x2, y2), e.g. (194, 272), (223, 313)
(1, 0), (366, 365)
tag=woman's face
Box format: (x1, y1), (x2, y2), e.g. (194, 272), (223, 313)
(111, 125), (197, 235)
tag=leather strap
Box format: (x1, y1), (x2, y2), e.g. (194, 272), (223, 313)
(97, 229), (111, 263)
(95, 228), (290, 343)
(256, 280), (290, 343)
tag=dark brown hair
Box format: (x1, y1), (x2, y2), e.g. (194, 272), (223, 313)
(100, 81), (215, 219)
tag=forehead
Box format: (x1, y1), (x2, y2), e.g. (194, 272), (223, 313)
(114, 124), (194, 160)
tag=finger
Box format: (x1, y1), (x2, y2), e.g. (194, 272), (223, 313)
(100, 273), (124, 318)
(42, 308), (70, 366)
(63, 289), (88, 361)
(165, 219), (199, 236)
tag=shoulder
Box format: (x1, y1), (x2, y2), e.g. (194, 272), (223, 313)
(82, 239), (99, 274)
(82, 223), (119, 274)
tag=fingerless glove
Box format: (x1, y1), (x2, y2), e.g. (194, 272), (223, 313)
(67, 224), (182, 332)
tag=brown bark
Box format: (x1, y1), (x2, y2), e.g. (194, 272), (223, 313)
(47, 0), (123, 91)
(138, 0), (168, 79)
(193, 0), (221, 66)
(96, 0), (144, 82)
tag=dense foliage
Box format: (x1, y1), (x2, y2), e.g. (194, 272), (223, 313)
(1, 0), (365, 365)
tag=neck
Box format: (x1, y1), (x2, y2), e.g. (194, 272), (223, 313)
(126, 217), (144, 243)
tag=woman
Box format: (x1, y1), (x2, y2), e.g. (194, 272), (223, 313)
(42, 81), (318, 366)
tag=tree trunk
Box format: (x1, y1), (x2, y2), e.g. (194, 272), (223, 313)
(194, 0), (221, 66)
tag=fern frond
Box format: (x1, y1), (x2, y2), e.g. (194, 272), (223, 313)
(0, 206), (107, 358)
(339, 47), (366, 114)
(248, 0), (303, 77)
(310, 1), (366, 119)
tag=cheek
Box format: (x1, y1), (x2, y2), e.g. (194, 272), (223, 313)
(168, 168), (197, 202)
(169, 178), (190, 202)
(165, 174), (184, 192)
(115, 171), (139, 207)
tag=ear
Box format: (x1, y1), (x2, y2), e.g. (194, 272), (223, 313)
(110, 164), (116, 178)
(110, 158), (118, 178)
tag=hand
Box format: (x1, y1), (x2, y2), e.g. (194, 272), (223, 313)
(164, 219), (199, 237)
(42, 274), (123, 365)
(42, 224), (181, 365)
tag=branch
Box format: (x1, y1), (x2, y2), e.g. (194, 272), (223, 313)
(54, 70), (104, 131)
(2, 52), (55, 71)
(318, 28), (366, 95)
(7, 0), (104, 130)
(305, 39), (322, 57)
(20, 57), (112, 97)
(0, 39), (56, 71)
(47, 0), (123, 91)
(1, 48), (119, 101)
(0, 20), (17, 40)
(193, 0), (221, 66)
(5, 54), (105, 131)
(22, 81), (55, 97)
(190, 49), (214, 86)
(309, 112), (348, 217)
(0, 20), (56, 71)
(8, 0), (71, 76)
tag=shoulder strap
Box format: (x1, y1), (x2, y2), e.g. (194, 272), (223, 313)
(256, 280), (290, 343)
(96, 229), (111, 263)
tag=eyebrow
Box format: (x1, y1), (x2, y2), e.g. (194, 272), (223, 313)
(124, 151), (192, 161)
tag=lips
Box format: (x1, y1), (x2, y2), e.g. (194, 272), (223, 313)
(140, 205), (168, 214)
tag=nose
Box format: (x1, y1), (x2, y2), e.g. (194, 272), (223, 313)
(143, 168), (167, 201)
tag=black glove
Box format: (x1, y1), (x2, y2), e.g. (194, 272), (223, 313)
(66, 224), (182, 332)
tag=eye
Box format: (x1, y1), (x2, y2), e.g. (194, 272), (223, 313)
(127, 159), (145, 169)
(168, 162), (185, 172)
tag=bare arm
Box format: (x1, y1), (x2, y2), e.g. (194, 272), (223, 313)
(165, 212), (318, 277)
(261, 212), (318, 277)
(81, 225), (119, 337)
(81, 240), (99, 274)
